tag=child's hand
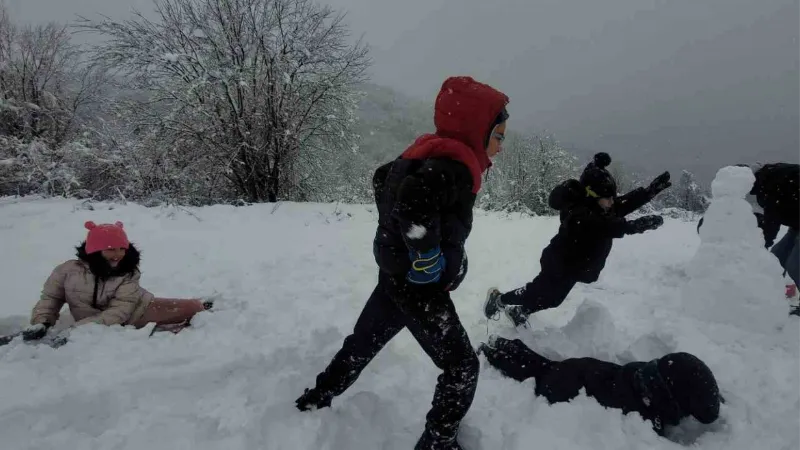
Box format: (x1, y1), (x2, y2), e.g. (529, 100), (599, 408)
(21, 323), (50, 341)
(648, 172), (672, 195)
(407, 247), (446, 285)
(626, 215), (664, 234)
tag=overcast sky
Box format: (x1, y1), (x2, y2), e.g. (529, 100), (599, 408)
(8, 0), (799, 181)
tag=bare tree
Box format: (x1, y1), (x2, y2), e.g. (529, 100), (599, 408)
(0, 3), (112, 197)
(0, 4), (107, 146)
(78, 0), (370, 203)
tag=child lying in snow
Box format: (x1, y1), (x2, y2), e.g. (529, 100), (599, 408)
(478, 336), (721, 436)
(484, 152), (671, 327)
(21, 221), (213, 342)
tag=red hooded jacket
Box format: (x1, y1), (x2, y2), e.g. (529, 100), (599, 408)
(401, 76), (509, 193)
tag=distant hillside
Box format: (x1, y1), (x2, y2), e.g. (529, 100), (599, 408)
(352, 83), (432, 165)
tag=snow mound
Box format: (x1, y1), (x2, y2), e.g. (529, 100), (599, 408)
(684, 166), (788, 334)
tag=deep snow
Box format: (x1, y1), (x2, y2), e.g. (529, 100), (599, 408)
(0, 195), (797, 450)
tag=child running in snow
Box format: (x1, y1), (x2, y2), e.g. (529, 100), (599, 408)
(21, 221), (213, 342)
(295, 76), (510, 450)
(484, 153), (671, 327)
(479, 336), (721, 436)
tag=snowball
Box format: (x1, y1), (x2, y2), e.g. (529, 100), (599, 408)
(406, 224), (427, 240)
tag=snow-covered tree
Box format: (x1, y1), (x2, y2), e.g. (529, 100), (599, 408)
(654, 169), (709, 213)
(0, 4), (111, 197)
(480, 132), (577, 215)
(78, 0), (370, 203)
(0, 6), (107, 147)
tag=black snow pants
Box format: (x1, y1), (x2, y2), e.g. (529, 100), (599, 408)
(481, 337), (636, 409)
(499, 270), (578, 315)
(310, 272), (479, 440)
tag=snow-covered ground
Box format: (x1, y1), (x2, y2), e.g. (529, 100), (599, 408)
(0, 195), (797, 450)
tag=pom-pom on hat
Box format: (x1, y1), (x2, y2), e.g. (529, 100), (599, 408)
(84, 221), (130, 254)
(580, 152), (617, 198)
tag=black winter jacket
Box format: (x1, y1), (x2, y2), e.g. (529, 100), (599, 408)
(536, 358), (683, 436)
(372, 157), (474, 290)
(751, 163), (799, 246)
(540, 180), (655, 283)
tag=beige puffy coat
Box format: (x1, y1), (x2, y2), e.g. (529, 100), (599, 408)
(30, 246), (154, 327)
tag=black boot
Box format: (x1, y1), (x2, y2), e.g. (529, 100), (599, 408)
(414, 429), (463, 450)
(504, 305), (530, 328)
(295, 387), (333, 411)
(483, 287), (504, 320)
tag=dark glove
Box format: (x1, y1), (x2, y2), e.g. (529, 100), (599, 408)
(22, 323), (50, 341)
(295, 387), (332, 411)
(626, 215), (664, 235)
(647, 172), (671, 196)
(407, 246), (446, 285)
(49, 334), (69, 348)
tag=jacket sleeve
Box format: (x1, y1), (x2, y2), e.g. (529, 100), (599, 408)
(392, 160), (462, 252)
(614, 187), (654, 217)
(75, 272), (154, 326)
(760, 208), (781, 248)
(30, 263), (69, 326)
(566, 206), (629, 239)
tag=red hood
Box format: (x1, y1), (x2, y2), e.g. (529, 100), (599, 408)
(433, 76), (509, 172)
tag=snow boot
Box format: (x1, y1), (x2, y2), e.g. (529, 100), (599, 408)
(483, 288), (504, 320)
(504, 306), (530, 328)
(295, 387), (333, 411)
(414, 430), (463, 450)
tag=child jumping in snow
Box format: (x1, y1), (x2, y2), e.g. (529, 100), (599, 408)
(484, 153), (671, 327)
(295, 76), (510, 450)
(478, 336), (721, 436)
(21, 221), (213, 343)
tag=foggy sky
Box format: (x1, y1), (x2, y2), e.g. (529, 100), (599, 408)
(9, 0), (799, 182)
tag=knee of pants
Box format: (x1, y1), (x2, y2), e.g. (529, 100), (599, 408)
(446, 351), (480, 381)
(340, 332), (382, 357)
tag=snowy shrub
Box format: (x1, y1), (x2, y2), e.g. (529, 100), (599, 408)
(480, 132), (578, 215)
(651, 170), (709, 213)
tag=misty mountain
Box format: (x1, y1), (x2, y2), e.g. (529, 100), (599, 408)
(352, 83), (433, 166)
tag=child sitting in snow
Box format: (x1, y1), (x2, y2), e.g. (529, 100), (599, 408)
(21, 221), (213, 342)
(479, 336), (721, 437)
(484, 153), (671, 327)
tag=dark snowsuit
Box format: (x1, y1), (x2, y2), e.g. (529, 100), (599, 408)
(753, 163), (799, 286)
(297, 76), (509, 448)
(751, 163), (799, 246)
(500, 177), (662, 315)
(480, 337), (721, 436)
